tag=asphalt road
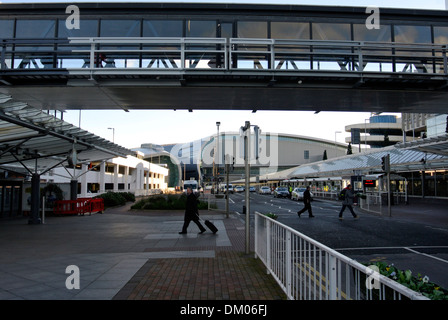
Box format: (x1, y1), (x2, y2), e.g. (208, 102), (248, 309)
(224, 191), (448, 289)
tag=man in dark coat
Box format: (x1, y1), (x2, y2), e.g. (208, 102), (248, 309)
(338, 184), (358, 220)
(179, 187), (206, 234)
(297, 186), (314, 218)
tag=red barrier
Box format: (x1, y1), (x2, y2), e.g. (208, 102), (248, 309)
(53, 198), (104, 216)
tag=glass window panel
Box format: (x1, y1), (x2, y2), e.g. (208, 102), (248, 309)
(186, 20), (216, 37)
(15, 19), (56, 38)
(271, 22), (309, 39)
(394, 25), (431, 43)
(100, 20), (141, 37)
(143, 20), (182, 37)
(58, 19), (98, 38)
(220, 22), (233, 39)
(312, 23), (351, 41)
(353, 23), (391, 42)
(237, 21), (267, 38)
(434, 26), (448, 45)
(0, 20), (14, 38)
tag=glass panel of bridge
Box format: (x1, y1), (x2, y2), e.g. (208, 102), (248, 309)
(185, 20), (221, 69)
(311, 23), (352, 71)
(100, 20), (141, 68)
(0, 19), (14, 38)
(186, 20), (217, 37)
(237, 21), (268, 69)
(271, 22), (310, 70)
(0, 20), (14, 69)
(394, 25), (433, 73)
(142, 20), (183, 69)
(58, 19), (99, 68)
(14, 20), (56, 69)
(353, 23), (393, 72)
(433, 27), (448, 73)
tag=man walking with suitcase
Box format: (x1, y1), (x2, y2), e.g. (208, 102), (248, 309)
(179, 187), (207, 234)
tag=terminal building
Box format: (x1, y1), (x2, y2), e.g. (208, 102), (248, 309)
(133, 132), (350, 188)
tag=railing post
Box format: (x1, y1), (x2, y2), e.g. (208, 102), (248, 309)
(443, 45), (447, 75)
(1, 41), (5, 70)
(358, 41), (364, 72)
(254, 212), (258, 259)
(90, 40), (95, 70)
(328, 254), (337, 300)
(181, 38), (185, 69)
(266, 218), (271, 275)
(286, 229), (292, 299)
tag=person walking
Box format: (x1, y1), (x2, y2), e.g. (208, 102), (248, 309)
(179, 187), (207, 234)
(338, 184), (358, 220)
(297, 186), (314, 218)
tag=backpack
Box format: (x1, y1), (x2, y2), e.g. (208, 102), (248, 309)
(338, 188), (347, 201)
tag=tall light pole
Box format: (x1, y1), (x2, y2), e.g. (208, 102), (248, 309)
(216, 122), (220, 193)
(334, 131), (342, 149)
(108, 127), (115, 143)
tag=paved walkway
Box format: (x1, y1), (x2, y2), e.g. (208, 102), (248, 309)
(0, 203), (286, 300)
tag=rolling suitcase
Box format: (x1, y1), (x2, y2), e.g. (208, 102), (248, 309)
(204, 219), (218, 234)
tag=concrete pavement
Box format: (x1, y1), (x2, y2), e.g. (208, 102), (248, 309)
(0, 203), (285, 300)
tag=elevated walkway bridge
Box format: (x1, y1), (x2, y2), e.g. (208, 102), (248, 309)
(0, 2), (448, 113)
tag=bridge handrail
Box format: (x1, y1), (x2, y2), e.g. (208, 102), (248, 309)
(1, 37), (446, 75)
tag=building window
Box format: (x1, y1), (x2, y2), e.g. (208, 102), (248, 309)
(304, 150), (309, 160)
(15, 20), (56, 38)
(58, 19), (98, 38)
(237, 21), (267, 38)
(271, 22), (310, 39)
(186, 20), (217, 37)
(0, 20), (14, 38)
(143, 20), (183, 37)
(100, 20), (141, 37)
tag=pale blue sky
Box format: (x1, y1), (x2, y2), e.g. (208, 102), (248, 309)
(2, 1), (443, 148)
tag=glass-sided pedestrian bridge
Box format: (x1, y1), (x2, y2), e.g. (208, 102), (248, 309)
(1, 2), (448, 113)
(1, 37), (447, 80)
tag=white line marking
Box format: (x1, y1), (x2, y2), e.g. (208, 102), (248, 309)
(404, 247), (448, 264)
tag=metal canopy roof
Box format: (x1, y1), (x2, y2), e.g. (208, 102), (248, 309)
(0, 93), (134, 174)
(286, 145), (448, 180)
(395, 134), (448, 157)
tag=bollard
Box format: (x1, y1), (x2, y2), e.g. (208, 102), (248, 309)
(242, 205), (246, 214)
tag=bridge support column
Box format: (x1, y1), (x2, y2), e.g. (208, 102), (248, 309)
(28, 173), (41, 225)
(70, 179), (78, 201)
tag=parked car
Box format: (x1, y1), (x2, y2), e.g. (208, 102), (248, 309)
(234, 186), (244, 193)
(274, 187), (290, 198)
(259, 186), (271, 195)
(249, 186), (256, 192)
(291, 187), (313, 201)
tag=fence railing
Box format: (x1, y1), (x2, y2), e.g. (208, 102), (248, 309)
(1, 37), (447, 77)
(254, 211), (429, 300)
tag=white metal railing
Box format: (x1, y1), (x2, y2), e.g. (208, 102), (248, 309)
(1, 37), (447, 76)
(254, 211), (429, 300)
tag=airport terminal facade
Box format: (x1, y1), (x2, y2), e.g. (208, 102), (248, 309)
(1, 2), (448, 221)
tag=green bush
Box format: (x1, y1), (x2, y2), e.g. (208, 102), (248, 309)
(130, 193), (208, 210)
(94, 191), (135, 207)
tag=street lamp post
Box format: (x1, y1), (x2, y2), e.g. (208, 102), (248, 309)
(334, 131), (341, 155)
(108, 127), (115, 143)
(216, 122), (220, 193)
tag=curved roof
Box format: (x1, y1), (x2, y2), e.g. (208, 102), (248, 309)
(0, 93), (134, 173)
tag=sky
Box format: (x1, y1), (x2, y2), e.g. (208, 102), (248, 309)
(2, 0), (444, 149)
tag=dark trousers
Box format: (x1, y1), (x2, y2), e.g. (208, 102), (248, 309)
(298, 203), (313, 216)
(339, 205), (357, 217)
(181, 218), (206, 233)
